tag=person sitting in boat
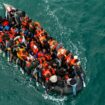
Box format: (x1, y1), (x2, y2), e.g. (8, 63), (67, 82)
(28, 20), (35, 35)
(37, 51), (45, 64)
(42, 66), (52, 83)
(39, 33), (47, 45)
(30, 39), (39, 55)
(2, 18), (9, 28)
(48, 65), (56, 75)
(34, 21), (41, 29)
(41, 40), (50, 53)
(35, 27), (43, 37)
(65, 50), (73, 64)
(17, 46), (28, 61)
(6, 8), (22, 27)
(21, 16), (29, 28)
(69, 55), (79, 66)
(49, 75), (58, 88)
(57, 47), (67, 59)
(48, 37), (58, 52)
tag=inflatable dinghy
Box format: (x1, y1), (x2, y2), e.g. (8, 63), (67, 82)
(0, 3), (86, 95)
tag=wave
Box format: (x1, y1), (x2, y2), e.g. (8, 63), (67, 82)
(0, 2), (88, 104)
(0, 2), (3, 10)
(42, 93), (67, 105)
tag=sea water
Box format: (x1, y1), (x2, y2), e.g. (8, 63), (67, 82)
(0, 0), (105, 105)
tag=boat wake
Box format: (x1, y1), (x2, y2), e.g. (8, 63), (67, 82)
(43, 0), (73, 43)
(0, 3), (89, 104)
(42, 93), (67, 105)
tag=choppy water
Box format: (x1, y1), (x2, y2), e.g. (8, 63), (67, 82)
(0, 0), (105, 105)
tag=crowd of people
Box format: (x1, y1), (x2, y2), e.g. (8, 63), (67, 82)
(0, 9), (83, 93)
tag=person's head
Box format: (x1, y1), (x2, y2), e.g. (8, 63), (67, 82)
(70, 78), (77, 86)
(21, 11), (26, 17)
(52, 63), (57, 68)
(70, 54), (74, 59)
(49, 37), (53, 41)
(44, 62), (48, 68)
(49, 75), (57, 83)
(66, 50), (70, 55)
(76, 61), (81, 66)
(48, 65), (52, 69)
(42, 49), (47, 53)
(44, 32), (48, 37)
(73, 55), (79, 63)
(74, 55), (78, 59)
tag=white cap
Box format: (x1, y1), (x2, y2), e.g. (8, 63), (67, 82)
(74, 55), (78, 59)
(49, 75), (57, 83)
(33, 45), (37, 49)
(77, 61), (81, 66)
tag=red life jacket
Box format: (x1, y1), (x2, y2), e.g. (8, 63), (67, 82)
(0, 37), (2, 43)
(42, 69), (52, 78)
(45, 54), (51, 60)
(38, 52), (44, 58)
(70, 58), (78, 66)
(30, 41), (38, 55)
(35, 29), (44, 37)
(2, 20), (9, 26)
(51, 68), (56, 75)
(9, 32), (14, 39)
(65, 54), (72, 63)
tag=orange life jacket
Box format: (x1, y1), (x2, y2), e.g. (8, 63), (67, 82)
(34, 22), (41, 28)
(33, 45), (38, 54)
(50, 68), (56, 75)
(57, 48), (66, 58)
(9, 32), (14, 39)
(38, 57), (46, 65)
(42, 69), (52, 78)
(37, 52), (44, 58)
(39, 35), (46, 44)
(22, 19), (28, 27)
(30, 41), (38, 55)
(45, 54), (52, 60)
(70, 58), (77, 66)
(17, 48), (28, 61)
(49, 40), (58, 50)
(42, 61), (48, 68)
(17, 48), (24, 60)
(35, 29), (44, 37)
(65, 54), (72, 63)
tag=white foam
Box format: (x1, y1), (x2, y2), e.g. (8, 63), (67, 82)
(43, 0), (73, 43)
(2, 53), (5, 57)
(42, 93), (67, 105)
(20, 68), (24, 74)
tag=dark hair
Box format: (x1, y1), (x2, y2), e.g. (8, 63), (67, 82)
(21, 11), (26, 17)
(66, 50), (70, 55)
